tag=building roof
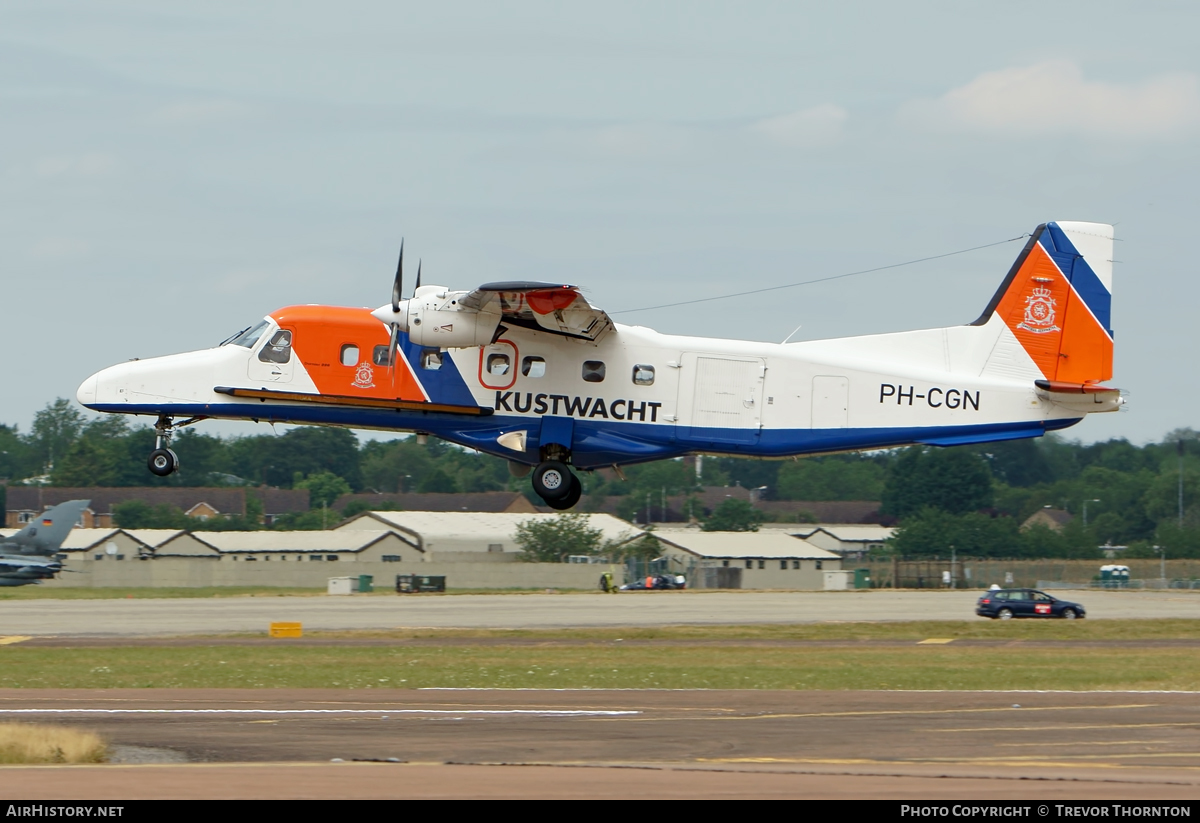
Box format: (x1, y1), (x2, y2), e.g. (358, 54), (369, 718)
(182, 530), (417, 554)
(1021, 508), (1074, 532)
(0, 527), (185, 552)
(5, 487), (310, 516)
(339, 511), (642, 545)
(332, 492), (537, 514)
(650, 529), (840, 560)
(791, 525), (895, 543)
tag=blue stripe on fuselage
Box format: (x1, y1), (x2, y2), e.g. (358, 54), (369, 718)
(88, 401), (1082, 469)
(1042, 222), (1112, 336)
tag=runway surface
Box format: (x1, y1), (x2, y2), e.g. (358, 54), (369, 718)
(3, 589), (1199, 636)
(2, 689), (1199, 799)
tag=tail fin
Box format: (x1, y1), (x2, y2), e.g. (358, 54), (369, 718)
(2, 499), (89, 555)
(974, 222), (1114, 385)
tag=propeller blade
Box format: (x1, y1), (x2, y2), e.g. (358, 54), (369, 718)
(415, 259), (422, 292)
(391, 240), (404, 313)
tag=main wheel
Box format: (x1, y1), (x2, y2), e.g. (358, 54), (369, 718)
(1061, 608), (1077, 620)
(148, 448), (179, 477)
(532, 460), (571, 501)
(544, 474), (582, 510)
(997, 608), (1014, 621)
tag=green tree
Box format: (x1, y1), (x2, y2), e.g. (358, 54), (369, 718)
(111, 501), (192, 529)
(701, 498), (763, 532)
(886, 508), (1021, 558)
(29, 399), (85, 475)
(775, 456), (886, 500)
(514, 513), (616, 562)
(881, 447), (993, 519)
(294, 471), (353, 508)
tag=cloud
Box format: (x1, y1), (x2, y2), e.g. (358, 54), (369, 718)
(902, 60), (1200, 139)
(577, 104), (848, 162)
(32, 152), (117, 178)
(749, 104), (848, 148)
(149, 99), (250, 125)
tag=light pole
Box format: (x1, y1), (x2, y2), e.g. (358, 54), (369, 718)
(1083, 498), (1101, 528)
(1156, 544), (1167, 585)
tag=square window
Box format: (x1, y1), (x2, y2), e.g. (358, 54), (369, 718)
(521, 356), (546, 378)
(793, 560), (800, 569)
(780, 560), (787, 570)
(487, 353), (510, 376)
(758, 559), (765, 569)
(722, 560), (729, 567)
(582, 361), (605, 383)
(340, 344), (359, 367)
(326, 555), (339, 561)
(815, 560), (823, 570)
(421, 350), (443, 370)
(745, 559), (753, 569)
(632, 365), (655, 386)
(373, 345), (393, 366)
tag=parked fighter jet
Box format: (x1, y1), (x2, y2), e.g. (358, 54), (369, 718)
(0, 499), (89, 586)
(77, 221), (1121, 509)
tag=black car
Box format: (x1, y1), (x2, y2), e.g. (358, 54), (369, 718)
(975, 588), (1086, 620)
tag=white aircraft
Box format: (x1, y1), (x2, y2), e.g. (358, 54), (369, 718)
(77, 221), (1121, 509)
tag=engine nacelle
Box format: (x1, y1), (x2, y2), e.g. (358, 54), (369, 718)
(408, 305), (501, 348)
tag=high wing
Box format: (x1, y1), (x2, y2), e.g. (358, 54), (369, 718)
(459, 282), (613, 341)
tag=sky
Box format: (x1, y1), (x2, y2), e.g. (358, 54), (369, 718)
(2, 1), (1197, 445)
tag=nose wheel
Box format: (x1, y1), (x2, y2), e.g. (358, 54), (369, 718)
(144, 413), (203, 478)
(532, 459), (582, 510)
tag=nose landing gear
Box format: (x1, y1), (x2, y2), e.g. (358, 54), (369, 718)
(145, 414), (205, 477)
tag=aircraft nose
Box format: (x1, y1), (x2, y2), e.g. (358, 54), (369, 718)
(76, 373), (98, 408)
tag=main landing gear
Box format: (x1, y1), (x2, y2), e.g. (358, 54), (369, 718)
(531, 451), (582, 510)
(146, 414), (204, 477)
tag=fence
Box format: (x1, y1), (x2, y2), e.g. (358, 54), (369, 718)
(865, 558), (1200, 589)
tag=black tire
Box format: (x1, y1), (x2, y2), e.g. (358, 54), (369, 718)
(147, 448), (178, 477)
(997, 608), (1014, 621)
(533, 460), (572, 501)
(1062, 608), (1077, 620)
(544, 476), (582, 510)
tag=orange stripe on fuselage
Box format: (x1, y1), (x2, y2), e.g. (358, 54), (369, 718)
(994, 243), (1112, 383)
(269, 305), (427, 402)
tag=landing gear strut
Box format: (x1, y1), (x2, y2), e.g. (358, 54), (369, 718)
(146, 414), (204, 477)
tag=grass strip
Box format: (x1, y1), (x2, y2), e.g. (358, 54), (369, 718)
(0, 722), (107, 763)
(2, 643), (1198, 691)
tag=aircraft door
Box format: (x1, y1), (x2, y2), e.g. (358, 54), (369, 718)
(811, 376), (849, 428)
(248, 327), (296, 383)
(676, 354), (764, 445)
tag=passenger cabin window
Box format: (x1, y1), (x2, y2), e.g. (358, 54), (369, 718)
(258, 330), (292, 364)
(373, 345), (393, 366)
(522, 356), (546, 378)
(487, 354), (511, 376)
(632, 365), (655, 386)
(340, 344), (359, 367)
(582, 360), (605, 383)
(229, 320), (269, 349)
(421, 350), (443, 370)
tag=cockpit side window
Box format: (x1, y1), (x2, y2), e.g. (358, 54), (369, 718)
(258, 329), (292, 364)
(228, 320), (269, 349)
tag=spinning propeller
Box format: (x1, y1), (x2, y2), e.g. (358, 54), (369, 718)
(385, 241), (422, 384)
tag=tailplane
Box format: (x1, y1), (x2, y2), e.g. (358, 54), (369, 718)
(974, 222), (1114, 386)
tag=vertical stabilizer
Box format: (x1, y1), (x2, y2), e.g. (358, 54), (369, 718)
(975, 222), (1114, 385)
(2, 499), (89, 555)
